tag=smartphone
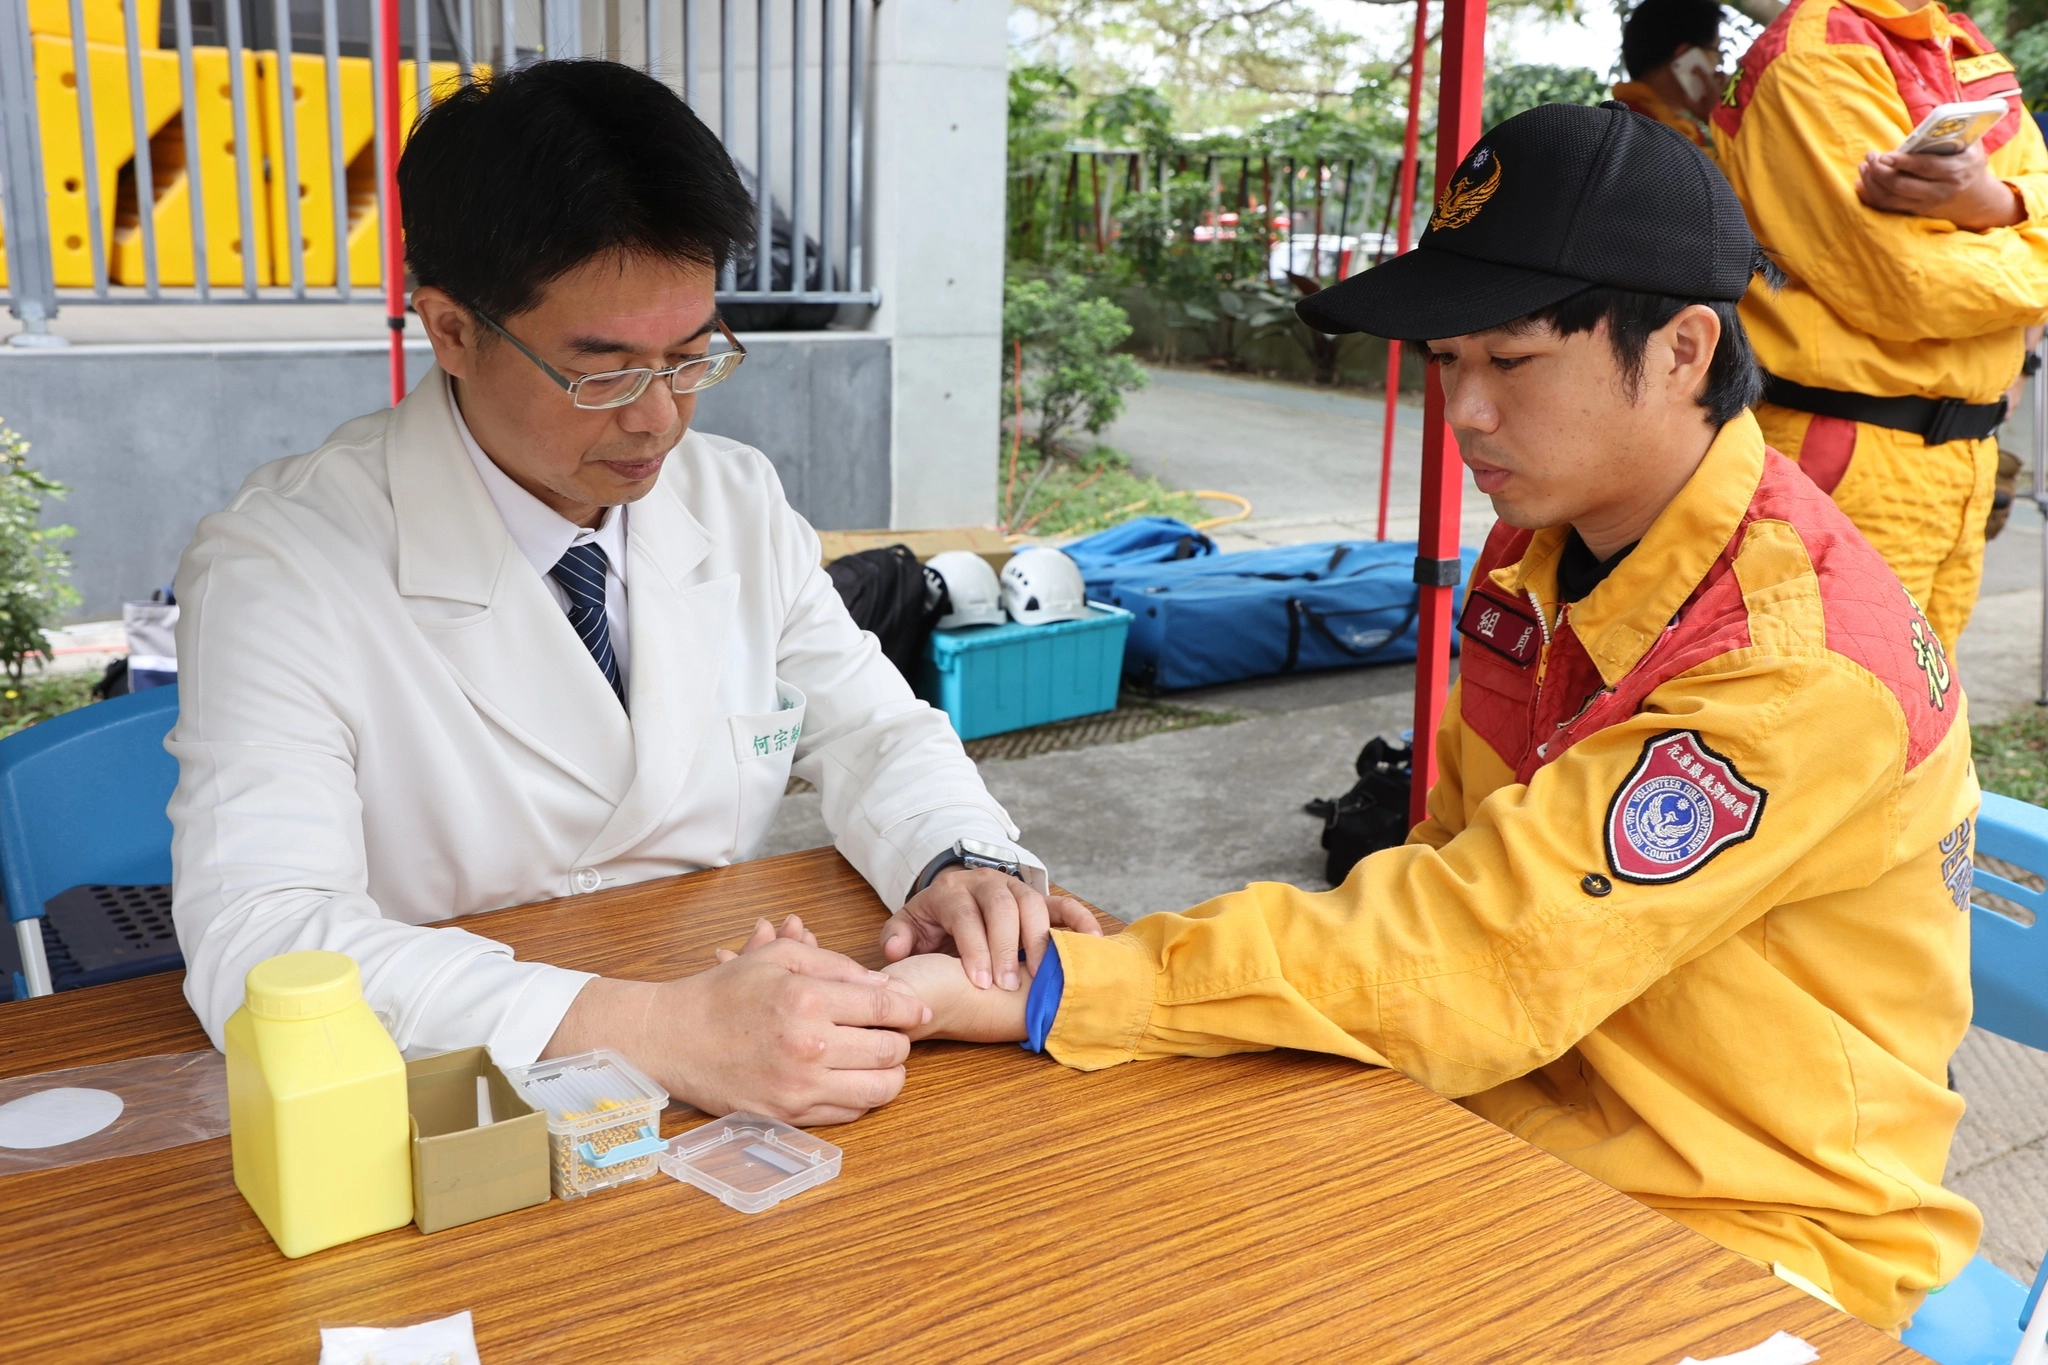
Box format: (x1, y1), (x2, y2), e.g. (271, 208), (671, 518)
(1670, 47), (1719, 104)
(1896, 98), (2010, 155)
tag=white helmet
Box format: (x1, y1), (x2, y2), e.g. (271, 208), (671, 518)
(1000, 547), (1090, 626)
(924, 551), (1005, 629)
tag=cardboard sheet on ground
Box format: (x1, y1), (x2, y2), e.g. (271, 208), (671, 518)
(0, 1051), (228, 1175)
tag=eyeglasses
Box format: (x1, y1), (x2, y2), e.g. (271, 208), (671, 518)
(471, 308), (747, 410)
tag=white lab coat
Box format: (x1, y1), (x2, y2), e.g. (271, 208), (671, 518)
(169, 370), (1041, 1063)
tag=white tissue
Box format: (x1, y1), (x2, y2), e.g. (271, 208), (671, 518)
(1678, 1330), (1821, 1365)
(318, 1310), (481, 1365)
(0, 1087), (124, 1149)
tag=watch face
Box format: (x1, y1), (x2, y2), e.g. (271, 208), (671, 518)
(957, 838), (1011, 862)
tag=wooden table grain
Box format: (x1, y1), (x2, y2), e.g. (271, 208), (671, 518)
(0, 847), (1922, 1363)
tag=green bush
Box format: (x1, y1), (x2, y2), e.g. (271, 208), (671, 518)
(0, 671), (94, 740)
(1001, 444), (1203, 538)
(1483, 63), (1611, 129)
(1002, 269), (1150, 461)
(0, 419), (78, 684)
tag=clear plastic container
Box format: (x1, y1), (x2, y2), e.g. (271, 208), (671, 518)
(500, 1049), (668, 1199)
(659, 1113), (842, 1214)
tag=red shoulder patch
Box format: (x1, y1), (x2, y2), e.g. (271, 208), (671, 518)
(1715, 2), (1797, 140)
(1823, 5), (2022, 151)
(1745, 452), (1958, 769)
(1606, 730), (1765, 884)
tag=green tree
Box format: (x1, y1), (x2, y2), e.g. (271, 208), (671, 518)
(1009, 65), (1081, 266)
(1483, 62), (1610, 128)
(0, 419), (78, 684)
(1003, 270), (1150, 459)
(1080, 85), (1179, 152)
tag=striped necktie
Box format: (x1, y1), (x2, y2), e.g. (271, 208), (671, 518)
(550, 542), (624, 705)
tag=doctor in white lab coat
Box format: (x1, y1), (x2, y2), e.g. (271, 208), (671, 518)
(169, 59), (1095, 1126)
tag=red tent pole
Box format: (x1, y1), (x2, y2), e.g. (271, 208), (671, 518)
(1378, 0), (1430, 543)
(379, 0), (406, 406)
(1409, 0), (1487, 827)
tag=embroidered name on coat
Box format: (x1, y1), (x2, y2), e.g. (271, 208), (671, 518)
(1457, 590), (1542, 666)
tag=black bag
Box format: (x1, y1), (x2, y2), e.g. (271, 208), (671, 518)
(1304, 737), (1415, 886)
(827, 545), (939, 682)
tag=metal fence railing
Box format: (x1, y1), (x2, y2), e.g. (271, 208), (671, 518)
(0, 0), (879, 342)
(1009, 148), (1402, 287)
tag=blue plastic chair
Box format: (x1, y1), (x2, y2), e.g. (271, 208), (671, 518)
(1902, 790), (2048, 1365)
(0, 685), (181, 1000)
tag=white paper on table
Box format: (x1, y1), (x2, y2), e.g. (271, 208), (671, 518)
(1677, 1330), (1821, 1365)
(0, 1087), (124, 1148)
(318, 1310), (481, 1365)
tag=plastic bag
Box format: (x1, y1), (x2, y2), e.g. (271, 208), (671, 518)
(0, 1050), (227, 1175)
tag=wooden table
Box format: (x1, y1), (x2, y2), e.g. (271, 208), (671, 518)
(2, 848), (1922, 1363)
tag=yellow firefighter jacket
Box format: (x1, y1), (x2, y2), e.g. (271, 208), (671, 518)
(1713, 0), (2048, 407)
(1042, 414), (1982, 1332)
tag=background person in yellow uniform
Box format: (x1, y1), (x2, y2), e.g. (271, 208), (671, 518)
(1713, 0), (2048, 653)
(1612, 0), (1725, 147)
(863, 103), (1983, 1335)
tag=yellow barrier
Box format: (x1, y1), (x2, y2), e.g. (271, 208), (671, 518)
(111, 46), (272, 288)
(26, 0), (162, 49)
(31, 35), (182, 287)
(0, 42), (469, 291)
(259, 56), (470, 287)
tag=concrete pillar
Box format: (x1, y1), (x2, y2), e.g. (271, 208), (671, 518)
(866, 0), (1006, 528)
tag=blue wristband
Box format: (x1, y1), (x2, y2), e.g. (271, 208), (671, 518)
(1022, 939), (1065, 1053)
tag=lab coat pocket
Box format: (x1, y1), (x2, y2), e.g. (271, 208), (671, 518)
(727, 680), (808, 856)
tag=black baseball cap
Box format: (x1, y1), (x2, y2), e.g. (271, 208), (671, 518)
(1299, 101), (1764, 341)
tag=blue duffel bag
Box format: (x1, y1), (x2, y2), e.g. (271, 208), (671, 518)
(1093, 539), (1479, 691)
(1058, 516), (1217, 599)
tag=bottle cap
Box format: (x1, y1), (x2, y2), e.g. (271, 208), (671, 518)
(244, 951), (363, 1021)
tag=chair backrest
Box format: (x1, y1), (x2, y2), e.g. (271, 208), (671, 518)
(0, 686), (179, 926)
(1970, 791), (2048, 1052)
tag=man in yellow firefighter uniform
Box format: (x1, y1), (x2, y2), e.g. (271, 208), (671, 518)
(1714, 0), (2048, 652)
(1612, 0), (1724, 148)
(875, 104), (1983, 1334)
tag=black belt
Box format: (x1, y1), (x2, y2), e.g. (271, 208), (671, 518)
(1760, 373), (2007, 446)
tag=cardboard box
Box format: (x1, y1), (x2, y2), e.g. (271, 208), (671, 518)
(817, 527), (1012, 575)
(407, 1048), (551, 1234)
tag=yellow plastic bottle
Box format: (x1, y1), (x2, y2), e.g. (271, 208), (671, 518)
(224, 951), (413, 1258)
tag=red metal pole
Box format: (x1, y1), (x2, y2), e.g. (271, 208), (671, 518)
(380, 0), (406, 406)
(1409, 0), (1486, 827)
(1379, 0), (1430, 543)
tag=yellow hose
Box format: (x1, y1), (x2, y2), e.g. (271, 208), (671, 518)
(1190, 490), (1253, 530)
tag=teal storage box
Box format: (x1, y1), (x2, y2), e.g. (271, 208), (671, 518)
(919, 604), (1132, 741)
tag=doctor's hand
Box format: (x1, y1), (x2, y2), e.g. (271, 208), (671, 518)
(881, 953), (1030, 1045)
(881, 867), (1102, 992)
(1858, 143), (2026, 230)
(545, 925), (931, 1127)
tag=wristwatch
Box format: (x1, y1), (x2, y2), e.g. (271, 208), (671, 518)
(909, 838), (1026, 899)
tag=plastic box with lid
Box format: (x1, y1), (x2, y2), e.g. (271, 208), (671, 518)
(660, 1113), (842, 1213)
(501, 1049), (668, 1199)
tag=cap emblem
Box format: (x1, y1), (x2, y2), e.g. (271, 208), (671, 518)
(1430, 148), (1501, 232)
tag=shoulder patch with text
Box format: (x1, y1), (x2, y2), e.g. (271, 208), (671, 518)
(1605, 730), (1766, 884)
(1457, 589), (1541, 666)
